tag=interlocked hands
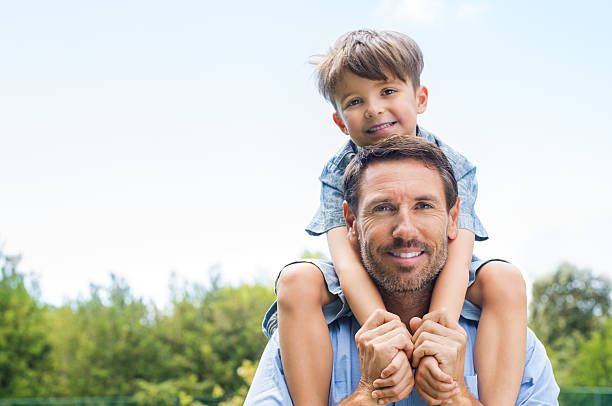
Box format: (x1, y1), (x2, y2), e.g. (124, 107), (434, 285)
(352, 308), (471, 405)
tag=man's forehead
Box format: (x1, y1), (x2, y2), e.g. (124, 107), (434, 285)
(359, 159), (444, 204)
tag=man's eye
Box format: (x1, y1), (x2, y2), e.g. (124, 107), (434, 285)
(373, 204), (394, 212)
(345, 98), (361, 108)
(416, 202), (433, 209)
(382, 88), (396, 96)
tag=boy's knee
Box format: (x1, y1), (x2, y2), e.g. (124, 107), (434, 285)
(478, 261), (526, 304)
(277, 262), (327, 308)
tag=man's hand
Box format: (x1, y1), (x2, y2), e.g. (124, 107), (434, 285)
(371, 349), (414, 404)
(409, 309), (480, 406)
(340, 309), (414, 405)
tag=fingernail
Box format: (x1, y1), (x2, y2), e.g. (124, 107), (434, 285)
(378, 400), (384, 405)
(371, 391), (378, 398)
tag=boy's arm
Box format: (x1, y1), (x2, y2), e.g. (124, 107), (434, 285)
(429, 229), (475, 322)
(327, 226), (386, 325)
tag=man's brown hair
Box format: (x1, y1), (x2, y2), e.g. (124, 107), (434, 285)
(343, 135), (458, 214)
(313, 29), (424, 110)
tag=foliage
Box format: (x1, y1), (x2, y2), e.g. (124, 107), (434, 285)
(529, 262), (612, 387)
(566, 318), (612, 386)
(46, 275), (165, 396)
(0, 253), (52, 396)
(530, 262), (611, 351)
(0, 247), (277, 402)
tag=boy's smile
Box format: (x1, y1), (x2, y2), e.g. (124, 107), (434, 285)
(332, 70), (428, 147)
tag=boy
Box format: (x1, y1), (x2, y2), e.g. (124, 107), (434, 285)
(264, 29), (526, 405)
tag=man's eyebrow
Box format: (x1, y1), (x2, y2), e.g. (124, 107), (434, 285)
(362, 198), (393, 209)
(413, 195), (441, 203)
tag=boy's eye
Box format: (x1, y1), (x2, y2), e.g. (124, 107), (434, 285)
(382, 88), (396, 96)
(345, 98), (362, 108)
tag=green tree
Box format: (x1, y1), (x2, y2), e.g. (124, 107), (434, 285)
(529, 262), (611, 350)
(568, 317), (612, 386)
(153, 273), (274, 399)
(0, 253), (52, 396)
(529, 262), (611, 386)
(46, 274), (166, 396)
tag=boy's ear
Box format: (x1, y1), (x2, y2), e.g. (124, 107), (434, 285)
(447, 196), (459, 240)
(415, 86), (428, 114)
(343, 201), (359, 245)
(333, 113), (349, 134)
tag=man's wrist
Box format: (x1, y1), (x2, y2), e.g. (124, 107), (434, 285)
(337, 380), (378, 405)
(444, 382), (482, 406)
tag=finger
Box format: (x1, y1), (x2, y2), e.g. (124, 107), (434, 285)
(418, 357), (455, 388)
(422, 308), (451, 326)
(372, 363), (414, 403)
(355, 309), (400, 344)
(409, 316), (422, 334)
(426, 358), (454, 385)
(378, 350), (406, 379)
(412, 318), (456, 345)
(369, 325), (413, 353)
(415, 383), (444, 405)
(415, 362), (458, 403)
(360, 318), (407, 346)
(412, 340), (450, 369)
(362, 309), (400, 331)
(413, 330), (448, 352)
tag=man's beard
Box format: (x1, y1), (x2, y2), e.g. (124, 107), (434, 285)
(360, 236), (448, 295)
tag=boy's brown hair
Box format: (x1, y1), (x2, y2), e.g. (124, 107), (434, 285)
(313, 29), (424, 110)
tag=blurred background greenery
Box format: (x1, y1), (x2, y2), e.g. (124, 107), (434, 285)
(0, 250), (610, 405)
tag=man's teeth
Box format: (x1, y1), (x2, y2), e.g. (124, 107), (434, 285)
(393, 251), (422, 258)
(369, 122), (394, 132)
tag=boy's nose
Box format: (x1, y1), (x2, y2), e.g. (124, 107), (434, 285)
(364, 102), (384, 118)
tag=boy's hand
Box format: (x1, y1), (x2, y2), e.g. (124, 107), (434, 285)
(371, 350), (414, 404)
(413, 355), (459, 405)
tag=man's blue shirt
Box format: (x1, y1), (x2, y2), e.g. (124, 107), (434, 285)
(246, 304), (559, 405)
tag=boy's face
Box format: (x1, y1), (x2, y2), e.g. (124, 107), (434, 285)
(332, 70), (428, 147)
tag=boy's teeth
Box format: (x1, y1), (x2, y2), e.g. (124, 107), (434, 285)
(369, 122), (393, 132)
(393, 251), (422, 258)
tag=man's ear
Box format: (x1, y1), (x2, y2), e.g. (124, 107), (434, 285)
(415, 86), (428, 114)
(343, 201), (359, 245)
(447, 196), (459, 240)
(333, 113), (349, 134)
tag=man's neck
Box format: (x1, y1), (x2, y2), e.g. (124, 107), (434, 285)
(380, 281), (435, 331)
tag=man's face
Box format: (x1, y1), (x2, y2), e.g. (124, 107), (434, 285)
(345, 159), (458, 294)
(331, 69), (428, 147)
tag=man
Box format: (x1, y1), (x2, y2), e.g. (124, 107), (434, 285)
(245, 136), (559, 405)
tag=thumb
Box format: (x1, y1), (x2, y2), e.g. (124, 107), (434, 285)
(409, 317), (423, 335)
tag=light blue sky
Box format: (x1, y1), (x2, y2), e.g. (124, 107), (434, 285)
(1, 0), (611, 305)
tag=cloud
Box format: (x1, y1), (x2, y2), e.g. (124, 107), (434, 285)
(456, 3), (488, 21)
(377, 0), (446, 23)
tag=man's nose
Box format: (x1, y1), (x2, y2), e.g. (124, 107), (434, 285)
(391, 207), (418, 240)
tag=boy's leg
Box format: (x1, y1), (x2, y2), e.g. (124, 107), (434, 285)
(276, 262), (337, 406)
(466, 261), (527, 406)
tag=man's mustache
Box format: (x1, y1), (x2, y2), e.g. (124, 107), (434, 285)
(380, 238), (431, 253)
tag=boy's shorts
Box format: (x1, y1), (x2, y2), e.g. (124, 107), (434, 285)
(262, 256), (507, 338)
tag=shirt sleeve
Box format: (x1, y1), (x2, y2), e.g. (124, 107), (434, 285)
(243, 332), (293, 405)
(435, 139), (489, 241)
(515, 329), (560, 405)
(305, 143), (355, 236)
